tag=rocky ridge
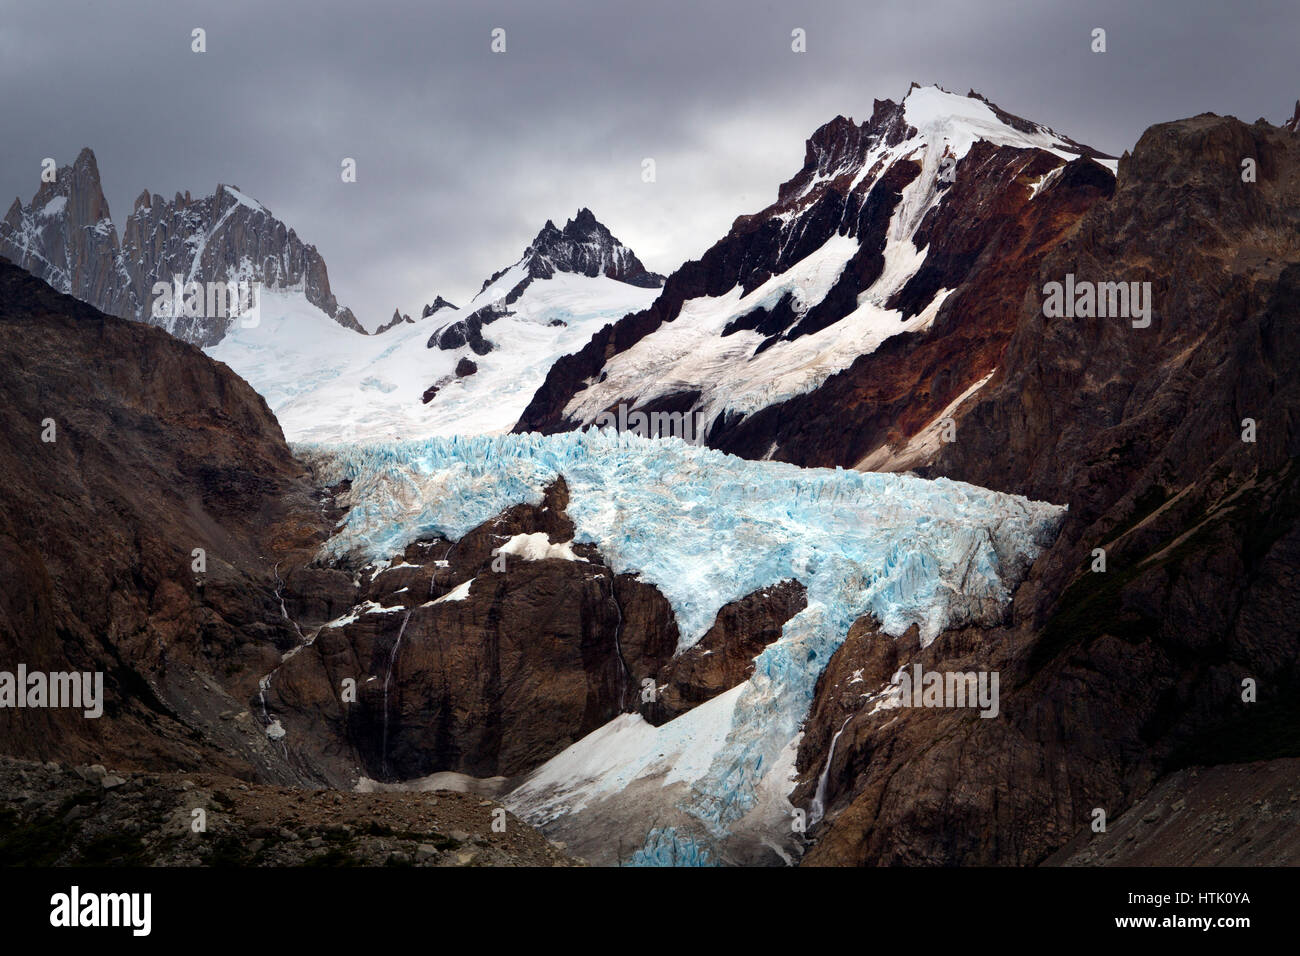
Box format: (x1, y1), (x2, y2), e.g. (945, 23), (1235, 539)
(1, 148), (363, 346)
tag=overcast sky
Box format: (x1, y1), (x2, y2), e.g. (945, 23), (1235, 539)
(2, 0), (1296, 328)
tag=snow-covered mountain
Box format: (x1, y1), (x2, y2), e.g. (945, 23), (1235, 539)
(375, 296), (460, 334)
(210, 209), (663, 443)
(0, 148), (363, 345)
(516, 85), (1117, 472)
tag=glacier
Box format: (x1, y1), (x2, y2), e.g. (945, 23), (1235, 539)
(302, 429), (1066, 860)
(624, 828), (719, 867)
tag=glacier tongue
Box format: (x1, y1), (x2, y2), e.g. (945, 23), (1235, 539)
(303, 429), (1065, 860)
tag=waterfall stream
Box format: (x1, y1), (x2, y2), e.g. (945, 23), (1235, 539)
(809, 714), (853, 826)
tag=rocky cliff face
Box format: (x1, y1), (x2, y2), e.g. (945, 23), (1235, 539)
(261, 475), (809, 788)
(520, 207), (664, 289)
(263, 478), (681, 786)
(430, 208), (664, 354)
(120, 183), (364, 344)
(515, 86), (1115, 473)
(421, 295), (458, 318)
(0, 257), (324, 779)
(1, 149), (364, 346)
(0, 149), (135, 318)
(793, 108), (1300, 866)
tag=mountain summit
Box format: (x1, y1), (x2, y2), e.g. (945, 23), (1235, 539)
(206, 208), (663, 443)
(429, 208), (663, 355)
(516, 84), (1117, 468)
(470, 207), (664, 317)
(523, 207), (665, 288)
(0, 148), (363, 345)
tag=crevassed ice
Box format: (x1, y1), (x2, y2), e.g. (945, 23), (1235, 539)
(302, 429), (1066, 838)
(304, 430), (1062, 648)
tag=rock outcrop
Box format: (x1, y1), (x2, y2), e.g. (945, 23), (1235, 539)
(0, 149), (134, 318)
(641, 580), (806, 726)
(0, 257), (325, 779)
(1, 149), (364, 346)
(262, 478), (681, 785)
(431, 208), (664, 355)
(793, 108), (1300, 866)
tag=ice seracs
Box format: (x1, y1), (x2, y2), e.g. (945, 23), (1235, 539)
(301, 429), (1066, 864)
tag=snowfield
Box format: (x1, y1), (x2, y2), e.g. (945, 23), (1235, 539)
(206, 274), (658, 443)
(301, 429), (1066, 862)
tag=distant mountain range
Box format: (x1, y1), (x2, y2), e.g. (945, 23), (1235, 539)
(1, 150), (362, 345)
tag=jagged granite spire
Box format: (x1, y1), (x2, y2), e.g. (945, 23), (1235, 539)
(1, 149), (365, 346)
(0, 148), (135, 316)
(430, 209), (664, 352)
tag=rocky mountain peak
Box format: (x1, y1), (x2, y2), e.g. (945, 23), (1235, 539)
(117, 179), (365, 344)
(777, 84), (1110, 206)
(375, 308), (415, 334)
(427, 209), (663, 356)
(0, 147), (129, 316)
(1283, 98), (1300, 132)
(464, 208), (665, 320)
(422, 295), (458, 318)
(521, 207), (664, 289)
(0, 147), (366, 346)
(518, 84), (1118, 455)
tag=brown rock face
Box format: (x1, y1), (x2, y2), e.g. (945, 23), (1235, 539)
(642, 579), (806, 726)
(121, 184), (364, 344)
(0, 149), (135, 318)
(711, 151), (1115, 467)
(264, 479), (680, 786)
(795, 110), (1300, 866)
(0, 259), (326, 779)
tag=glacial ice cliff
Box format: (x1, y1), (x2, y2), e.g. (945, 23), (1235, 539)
(302, 429), (1065, 859)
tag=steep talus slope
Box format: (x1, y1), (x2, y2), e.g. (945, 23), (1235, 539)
(515, 86), (1115, 468)
(0, 257), (324, 777)
(1044, 757), (1300, 866)
(795, 110), (1300, 865)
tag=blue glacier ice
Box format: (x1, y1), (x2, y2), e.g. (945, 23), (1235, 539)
(300, 429), (1066, 848)
(623, 827), (719, 867)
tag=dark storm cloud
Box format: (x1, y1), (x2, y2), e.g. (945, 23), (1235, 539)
(2, 0), (1296, 327)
